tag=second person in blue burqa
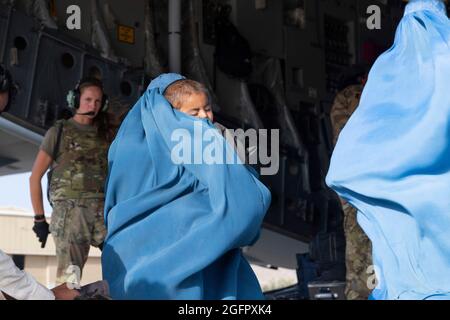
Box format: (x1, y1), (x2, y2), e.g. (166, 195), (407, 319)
(101, 73), (272, 299)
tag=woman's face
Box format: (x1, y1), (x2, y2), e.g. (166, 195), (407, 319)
(78, 86), (103, 118)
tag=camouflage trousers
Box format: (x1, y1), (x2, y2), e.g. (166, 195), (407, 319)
(342, 202), (373, 300)
(50, 198), (107, 285)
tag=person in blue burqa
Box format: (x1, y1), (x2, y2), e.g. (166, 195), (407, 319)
(326, 0), (450, 300)
(101, 73), (271, 299)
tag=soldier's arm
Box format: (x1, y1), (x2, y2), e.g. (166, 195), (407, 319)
(29, 126), (58, 217)
(330, 91), (351, 207)
(29, 150), (52, 217)
(330, 91), (350, 146)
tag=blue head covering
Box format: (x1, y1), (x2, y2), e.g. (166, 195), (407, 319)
(102, 73), (271, 299)
(326, 0), (450, 300)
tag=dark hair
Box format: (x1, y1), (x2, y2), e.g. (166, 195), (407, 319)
(78, 77), (104, 95)
(337, 64), (369, 91)
(164, 79), (209, 109)
(93, 111), (113, 143)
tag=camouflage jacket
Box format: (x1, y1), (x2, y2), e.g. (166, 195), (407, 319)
(49, 119), (108, 201)
(330, 84), (364, 147)
(330, 84), (363, 207)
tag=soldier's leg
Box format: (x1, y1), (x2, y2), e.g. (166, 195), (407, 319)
(58, 199), (106, 286)
(53, 238), (90, 286)
(53, 236), (73, 285)
(87, 199), (107, 249)
(343, 203), (373, 300)
(50, 200), (89, 284)
(62, 198), (106, 279)
(50, 200), (76, 285)
(65, 242), (91, 287)
(52, 199), (93, 285)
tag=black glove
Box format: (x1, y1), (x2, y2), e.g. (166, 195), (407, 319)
(33, 220), (50, 248)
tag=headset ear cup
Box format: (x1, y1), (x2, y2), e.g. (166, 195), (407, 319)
(0, 78), (6, 91)
(66, 90), (75, 110)
(66, 90), (72, 109)
(102, 94), (109, 112)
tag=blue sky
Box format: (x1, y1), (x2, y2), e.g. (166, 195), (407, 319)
(0, 172), (52, 214)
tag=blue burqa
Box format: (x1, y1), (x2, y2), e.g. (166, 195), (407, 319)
(102, 73), (271, 299)
(326, 0), (450, 300)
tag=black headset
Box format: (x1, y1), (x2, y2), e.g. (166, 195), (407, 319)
(0, 64), (15, 114)
(66, 77), (109, 113)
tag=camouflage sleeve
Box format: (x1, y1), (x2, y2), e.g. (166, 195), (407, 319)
(330, 90), (353, 207)
(40, 126), (58, 160)
(330, 91), (350, 147)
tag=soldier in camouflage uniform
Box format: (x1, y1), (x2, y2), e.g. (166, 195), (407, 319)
(330, 70), (373, 300)
(30, 78), (110, 285)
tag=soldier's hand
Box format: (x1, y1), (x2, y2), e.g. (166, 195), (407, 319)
(32, 220), (50, 248)
(51, 283), (80, 300)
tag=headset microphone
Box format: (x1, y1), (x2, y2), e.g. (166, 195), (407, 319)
(76, 111), (96, 116)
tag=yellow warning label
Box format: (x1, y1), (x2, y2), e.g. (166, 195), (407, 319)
(117, 25), (135, 44)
